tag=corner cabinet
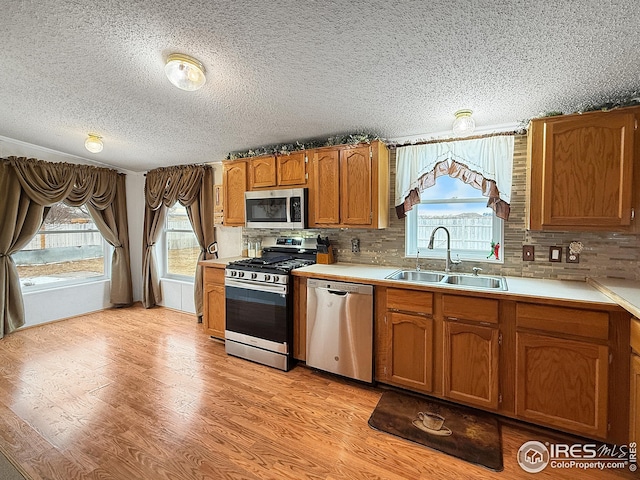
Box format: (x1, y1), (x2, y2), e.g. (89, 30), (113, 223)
(309, 141), (389, 229)
(527, 107), (638, 231)
(203, 266), (226, 339)
(442, 295), (500, 410)
(222, 160), (247, 226)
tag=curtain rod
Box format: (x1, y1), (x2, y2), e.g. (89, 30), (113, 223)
(387, 130), (524, 149)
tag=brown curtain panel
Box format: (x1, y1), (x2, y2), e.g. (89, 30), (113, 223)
(142, 165), (215, 317)
(142, 203), (165, 308)
(86, 174), (133, 306)
(185, 166), (215, 318)
(0, 157), (133, 337)
(0, 161), (49, 337)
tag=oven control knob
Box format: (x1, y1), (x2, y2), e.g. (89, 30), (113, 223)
(251, 273), (257, 279)
(238, 271), (244, 278)
(230, 270), (236, 277)
(273, 275), (279, 283)
(264, 275), (271, 282)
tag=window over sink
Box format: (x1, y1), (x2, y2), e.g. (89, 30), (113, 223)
(405, 176), (504, 263)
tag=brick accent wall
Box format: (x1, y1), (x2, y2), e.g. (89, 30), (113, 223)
(244, 136), (640, 280)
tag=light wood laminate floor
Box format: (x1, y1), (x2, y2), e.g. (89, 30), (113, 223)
(0, 305), (634, 479)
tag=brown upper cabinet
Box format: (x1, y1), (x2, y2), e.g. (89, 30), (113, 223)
(248, 155), (276, 189)
(527, 107), (639, 231)
(222, 160), (247, 226)
(248, 152), (307, 190)
(277, 152), (307, 186)
(309, 140), (389, 229)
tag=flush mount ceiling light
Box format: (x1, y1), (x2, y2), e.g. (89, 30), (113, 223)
(164, 53), (206, 91)
(85, 133), (103, 153)
(452, 109), (476, 137)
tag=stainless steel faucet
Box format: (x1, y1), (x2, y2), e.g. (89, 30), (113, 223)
(416, 249), (421, 271)
(427, 226), (461, 272)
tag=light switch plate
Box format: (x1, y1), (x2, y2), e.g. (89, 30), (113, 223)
(523, 245), (535, 261)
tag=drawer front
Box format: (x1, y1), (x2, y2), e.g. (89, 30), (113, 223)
(632, 318), (640, 354)
(442, 295), (499, 324)
(516, 303), (609, 341)
(386, 288), (433, 315)
(204, 266), (225, 285)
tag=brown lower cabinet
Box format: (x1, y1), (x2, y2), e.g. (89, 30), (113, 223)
(515, 332), (609, 439)
(631, 354), (640, 441)
(372, 284), (631, 443)
(202, 266), (225, 339)
(387, 312), (434, 392)
(377, 288), (435, 393)
(444, 321), (500, 410)
(630, 318), (640, 441)
(442, 294), (500, 410)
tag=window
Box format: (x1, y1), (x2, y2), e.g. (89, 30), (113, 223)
(15, 203), (110, 288)
(406, 176), (503, 263)
(164, 204), (200, 278)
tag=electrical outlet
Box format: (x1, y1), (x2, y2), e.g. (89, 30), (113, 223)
(566, 249), (580, 263)
(351, 238), (360, 253)
(523, 245), (535, 261)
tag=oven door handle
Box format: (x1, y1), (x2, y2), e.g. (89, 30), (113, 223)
(225, 278), (288, 295)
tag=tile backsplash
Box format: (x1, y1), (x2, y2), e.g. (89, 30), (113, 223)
(244, 136), (640, 281)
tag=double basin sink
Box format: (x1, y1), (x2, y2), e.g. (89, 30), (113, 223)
(385, 269), (507, 290)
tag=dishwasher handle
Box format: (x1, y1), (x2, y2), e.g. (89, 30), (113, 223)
(328, 290), (348, 296)
(307, 278), (373, 295)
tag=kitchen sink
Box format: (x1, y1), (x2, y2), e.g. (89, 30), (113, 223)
(385, 270), (507, 290)
(385, 270), (446, 283)
(443, 274), (506, 289)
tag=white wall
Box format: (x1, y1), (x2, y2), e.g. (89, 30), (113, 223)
(126, 172), (145, 302)
(22, 281), (111, 328)
(159, 278), (196, 313)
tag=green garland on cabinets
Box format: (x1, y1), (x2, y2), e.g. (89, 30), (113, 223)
(225, 132), (381, 160)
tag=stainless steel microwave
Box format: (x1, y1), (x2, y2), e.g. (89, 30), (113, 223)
(244, 188), (307, 229)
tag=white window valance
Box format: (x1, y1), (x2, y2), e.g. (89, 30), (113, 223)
(395, 135), (515, 220)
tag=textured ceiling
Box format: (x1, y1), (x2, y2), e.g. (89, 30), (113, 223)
(1, 1), (639, 172)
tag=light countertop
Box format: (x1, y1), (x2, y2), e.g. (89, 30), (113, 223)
(587, 277), (640, 318)
(201, 258), (623, 307)
(295, 263), (618, 306)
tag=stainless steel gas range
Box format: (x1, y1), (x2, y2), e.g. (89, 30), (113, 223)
(224, 237), (317, 371)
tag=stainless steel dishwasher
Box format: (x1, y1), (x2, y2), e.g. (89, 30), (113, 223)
(306, 279), (374, 383)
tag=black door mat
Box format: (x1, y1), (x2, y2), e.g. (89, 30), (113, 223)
(368, 390), (503, 472)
